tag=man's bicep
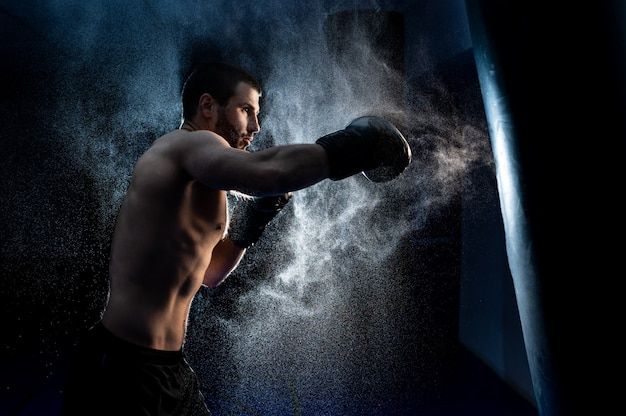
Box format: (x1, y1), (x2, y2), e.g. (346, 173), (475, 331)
(178, 134), (276, 194)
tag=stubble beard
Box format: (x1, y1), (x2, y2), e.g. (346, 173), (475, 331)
(215, 108), (243, 149)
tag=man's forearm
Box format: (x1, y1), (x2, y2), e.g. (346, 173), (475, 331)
(254, 144), (329, 195)
(203, 237), (245, 288)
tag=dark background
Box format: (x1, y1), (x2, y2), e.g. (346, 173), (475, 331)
(1, 1), (537, 415)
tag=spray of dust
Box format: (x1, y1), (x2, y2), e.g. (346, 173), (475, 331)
(178, 3), (491, 413)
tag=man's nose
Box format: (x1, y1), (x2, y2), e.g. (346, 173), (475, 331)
(249, 114), (260, 134)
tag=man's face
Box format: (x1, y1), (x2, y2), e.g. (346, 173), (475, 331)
(213, 81), (261, 151)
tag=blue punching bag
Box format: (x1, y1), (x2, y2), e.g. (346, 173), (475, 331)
(465, 1), (626, 414)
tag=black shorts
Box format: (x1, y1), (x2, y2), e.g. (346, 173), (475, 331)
(61, 322), (210, 416)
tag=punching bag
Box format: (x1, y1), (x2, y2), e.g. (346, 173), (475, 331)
(465, 1), (625, 414)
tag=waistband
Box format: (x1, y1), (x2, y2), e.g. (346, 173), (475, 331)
(89, 321), (184, 366)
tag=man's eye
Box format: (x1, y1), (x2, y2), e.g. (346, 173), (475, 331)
(243, 107), (250, 113)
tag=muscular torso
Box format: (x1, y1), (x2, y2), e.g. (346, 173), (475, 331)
(102, 131), (227, 351)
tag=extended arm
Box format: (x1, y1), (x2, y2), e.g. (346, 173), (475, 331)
(177, 116), (411, 195)
(178, 132), (329, 196)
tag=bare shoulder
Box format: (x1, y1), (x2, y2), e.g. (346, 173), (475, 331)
(152, 128), (223, 162)
(148, 129), (229, 161)
(130, 129), (225, 193)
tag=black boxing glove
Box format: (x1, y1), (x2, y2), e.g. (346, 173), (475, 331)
(228, 193), (292, 249)
(315, 116), (411, 182)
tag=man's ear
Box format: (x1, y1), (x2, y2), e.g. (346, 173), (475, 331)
(198, 93), (217, 118)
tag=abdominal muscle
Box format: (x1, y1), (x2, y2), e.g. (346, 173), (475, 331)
(102, 153), (227, 351)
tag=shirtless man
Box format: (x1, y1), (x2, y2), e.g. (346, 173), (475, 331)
(61, 62), (410, 415)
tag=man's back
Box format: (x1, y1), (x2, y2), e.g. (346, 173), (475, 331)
(102, 130), (227, 351)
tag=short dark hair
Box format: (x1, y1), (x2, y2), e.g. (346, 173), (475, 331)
(181, 62), (261, 120)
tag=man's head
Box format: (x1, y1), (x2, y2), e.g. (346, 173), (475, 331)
(182, 62), (262, 150)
